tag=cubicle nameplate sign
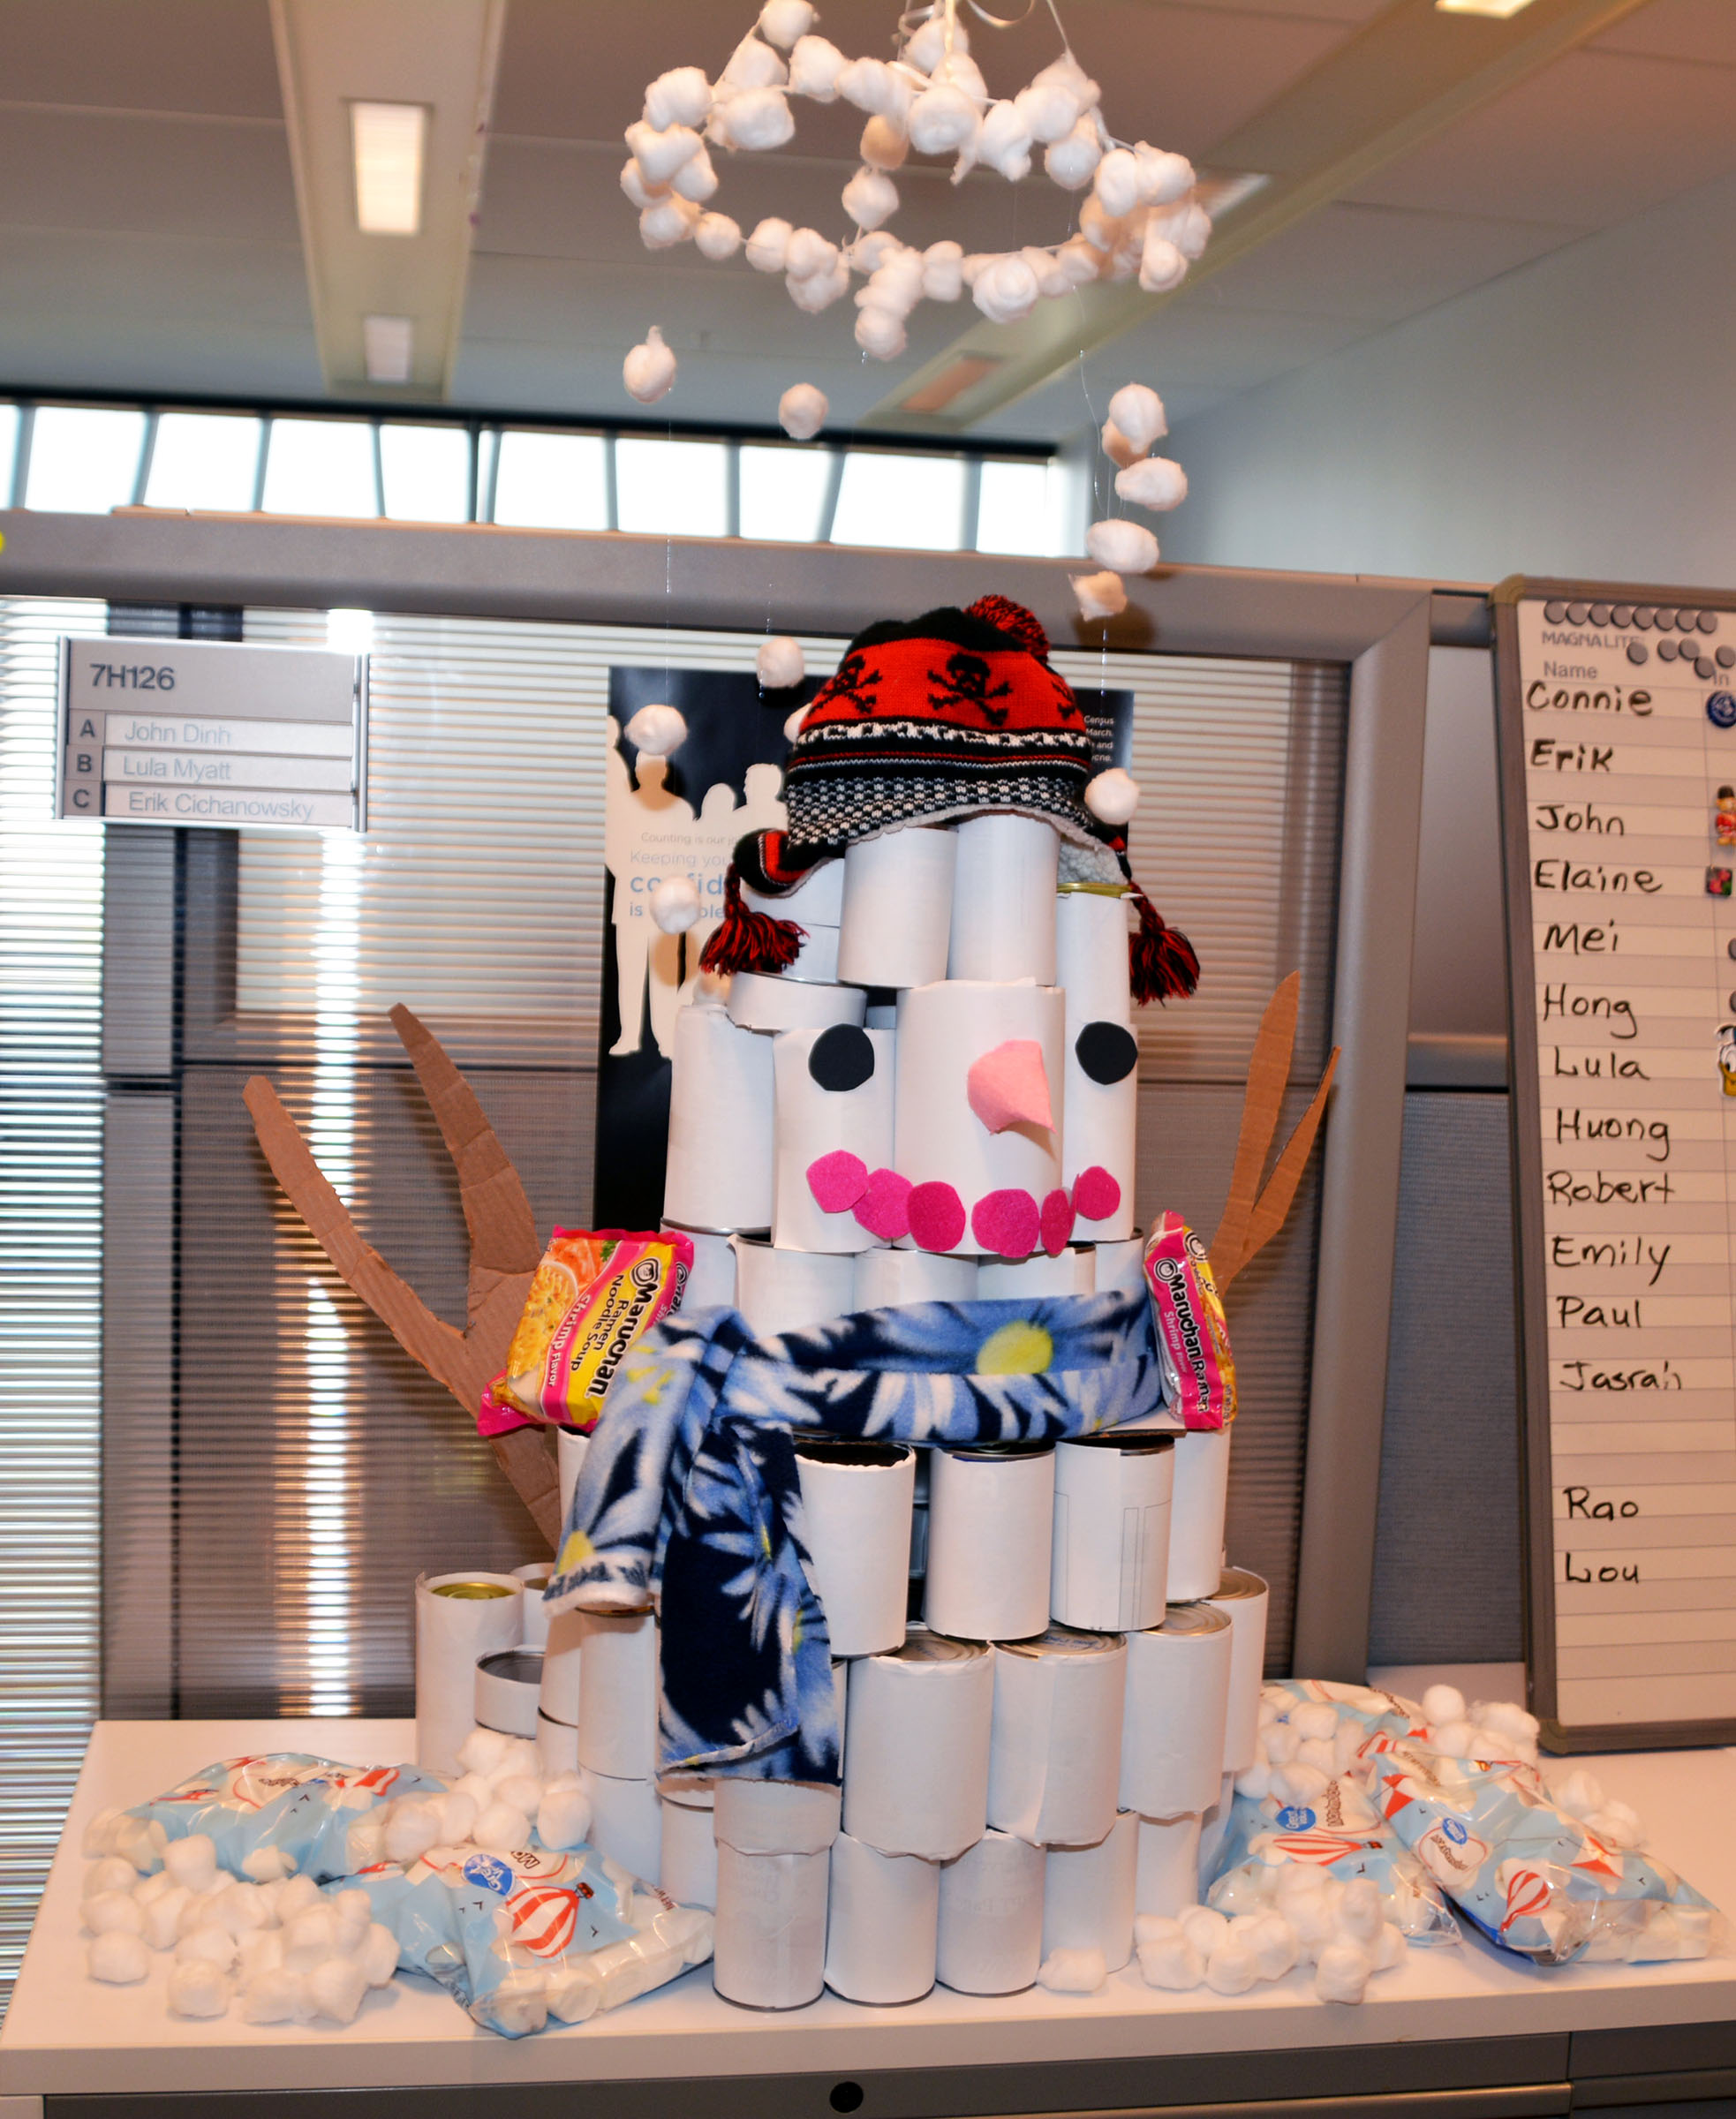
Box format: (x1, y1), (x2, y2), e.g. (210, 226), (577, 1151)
(1494, 576), (1736, 1752)
(56, 636), (367, 830)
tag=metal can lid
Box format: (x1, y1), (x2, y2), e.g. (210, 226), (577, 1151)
(1213, 1567), (1268, 1602)
(1152, 1601), (1233, 1639)
(476, 1647), (545, 1687)
(1001, 1621), (1126, 1659)
(947, 1440), (1054, 1461)
(431, 1579), (517, 1599)
(887, 1630), (986, 1666)
(1062, 1429), (1174, 1454)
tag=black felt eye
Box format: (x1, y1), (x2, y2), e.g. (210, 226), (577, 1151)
(1076, 1021), (1137, 1085)
(809, 1023), (876, 1091)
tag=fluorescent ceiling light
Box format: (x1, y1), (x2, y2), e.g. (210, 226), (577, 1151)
(351, 101), (426, 235)
(363, 314), (414, 384)
(1436, 0), (1536, 17)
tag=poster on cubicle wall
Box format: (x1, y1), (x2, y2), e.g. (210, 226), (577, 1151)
(1493, 576), (1736, 1753)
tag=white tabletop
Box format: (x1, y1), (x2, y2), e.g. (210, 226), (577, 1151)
(2, 1717), (1733, 2098)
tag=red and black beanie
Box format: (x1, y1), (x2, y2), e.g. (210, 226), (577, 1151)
(702, 595), (1198, 1005)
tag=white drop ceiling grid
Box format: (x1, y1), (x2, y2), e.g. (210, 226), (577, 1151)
(0, 0), (1732, 440)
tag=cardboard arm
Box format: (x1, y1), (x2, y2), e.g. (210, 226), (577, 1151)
(244, 1009), (562, 1548)
(1211, 975), (1340, 1293)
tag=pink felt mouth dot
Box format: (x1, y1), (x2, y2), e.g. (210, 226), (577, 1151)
(1039, 1188), (1076, 1257)
(908, 1180), (967, 1253)
(808, 1150), (869, 1214)
(972, 1188), (1041, 1260)
(854, 1166), (913, 1242)
(1073, 1165), (1122, 1223)
(966, 1039), (1055, 1135)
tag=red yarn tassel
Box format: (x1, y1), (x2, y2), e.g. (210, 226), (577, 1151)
(1127, 879), (1199, 1004)
(698, 866), (805, 977)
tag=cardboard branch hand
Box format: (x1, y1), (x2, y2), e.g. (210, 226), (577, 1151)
(1211, 971), (1340, 1292)
(243, 1004), (563, 1549)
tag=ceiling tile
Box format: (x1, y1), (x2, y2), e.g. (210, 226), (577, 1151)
(1593, 0), (1736, 67)
(1348, 47), (1736, 225)
(0, 230), (318, 396)
(0, 110), (298, 245)
(1192, 200), (1583, 323)
(0, 0), (281, 118)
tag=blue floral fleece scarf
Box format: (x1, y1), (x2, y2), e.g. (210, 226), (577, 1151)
(542, 1291), (1174, 1785)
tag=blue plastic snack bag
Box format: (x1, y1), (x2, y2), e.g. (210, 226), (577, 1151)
(1367, 1737), (1719, 1965)
(123, 1755), (448, 1881)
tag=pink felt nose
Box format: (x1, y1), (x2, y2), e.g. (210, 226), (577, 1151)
(966, 1039), (1054, 1134)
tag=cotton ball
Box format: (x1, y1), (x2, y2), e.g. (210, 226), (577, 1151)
(787, 259), (850, 312)
(639, 195), (699, 250)
(282, 1907), (340, 1972)
(382, 1799), (441, 1869)
(1093, 147), (1141, 218)
(1053, 237), (1100, 289)
(211, 1882), (272, 1937)
(920, 240), (963, 301)
(1020, 245), (1073, 299)
(236, 1928), (285, 1981)
(1213, 1866), (1268, 1917)
(1139, 238), (1189, 297)
(434, 1791), (478, 1846)
(1297, 1737), (1338, 1776)
(854, 115), (910, 174)
(84, 1889), (146, 1937)
(88, 1929), (151, 1985)
(905, 12), (968, 72)
(1068, 570), (1126, 623)
(1045, 114), (1102, 191)
(1131, 143), (1194, 204)
(536, 1778), (595, 1851)
(1376, 1922), (1407, 1972)
(333, 1886), (372, 1929)
(1086, 519), (1159, 575)
(1015, 79), (1077, 148)
(683, 215), (740, 268)
(720, 33), (789, 90)
(789, 34), (846, 101)
(1151, 198), (1211, 261)
(1336, 1878), (1383, 1945)
(1234, 1758), (1273, 1801)
(168, 1957), (230, 2018)
(1430, 1720), (1473, 1758)
(972, 253), (1040, 325)
(777, 385), (826, 442)
(625, 120), (703, 187)
(275, 1874), (321, 1923)
(473, 1800), (532, 1851)
(1202, 1937), (1257, 1995)
(1264, 1722), (1301, 1764)
(136, 1869), (175, 1907)
(83, 1806), (125, 1858)
(645, 67), (711, 132)
(759, 0), (814, 47)
(163, 1835), (217, 1896)
(746, 217), (793, 274)
(716, 87), (795, 153)
(638, 877), (698, 940)
(908, 83), (979, 156)
(1133, 1912), (1184, 1947)
(979, 99), (1032, 180)
(1137, 1931), (1204, 1989)
(1421, 1684), (1467, 1729)
(850, 228), (901, 273)
(240, 1968), (304, 2025)
(1115, 457), (1189, 515)
(1590, 1800), (1645, 1851)
(1477, 1698), (1541, 1738)
(1249, 1911), (1298, 1981)
(862, 249), (925, 317)
(842, 166), (899, 230)
(838, 57), (902, 117)
(1037, 1945), (1107, 1994)
(1315, 1937), (1373, 2004)
(854, 307), (908, 360)
(1075, 770), (1140, 833)
(757, 635), (807, 690)
(495, 1773), (544, 1818)
(141, 1886), (190, 1951)
(620, 158), (668, 211)
(494, 1737), (545, 1783)
(360, 1920), (400, 1988)
(546, 1963), (602, 2024)
(177, 1923), (238, 1972)
(1292, 1701), (1339, 1742)
(1275, 1761), (1332, 1805)
(785, 227), (839, 281)
(304, 1953), (369, 2026)
(623, 703), (687, 759)
(1179, 1904), (1229, 1955)
(240, 1845), (295, 1884)
(459, 1728), (514, 1779)
(85, 1857), (141, 1900)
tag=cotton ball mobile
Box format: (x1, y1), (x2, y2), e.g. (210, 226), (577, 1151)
(1071, 569), (1128, 622)
(623, 702), (689, 758)
(623, 327), (677, 405)
(757, 634), (806, 688)
(1084, 767), (1140, 825)
(1086, 518), (1159, 575)
(778, 383), (827, 440)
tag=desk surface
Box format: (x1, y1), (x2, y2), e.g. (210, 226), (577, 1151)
(3, 1718), (1734, 2100)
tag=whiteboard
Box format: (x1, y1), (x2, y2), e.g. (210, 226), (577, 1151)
(1495, 577), (1736, 1752)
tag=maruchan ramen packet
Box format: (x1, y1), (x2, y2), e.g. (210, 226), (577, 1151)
(1142, 1211), (1235, 1429)
(343, 1840), (712, 2035)
(480, 1228), (693, 1436)
(1365, 1735), (1719, 1965)
(117, 1755), (447, 1882)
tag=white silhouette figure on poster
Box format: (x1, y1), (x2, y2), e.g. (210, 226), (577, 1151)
(605, 735), (693, 1060)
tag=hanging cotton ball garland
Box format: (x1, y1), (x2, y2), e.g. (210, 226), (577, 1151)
(757, 636), (806, 689)
(778, 382), (827, 440)
(623, 702), (688, 758)
(1086, 518), (1159, 573)
(640, 195), (699, 249)
(842, 165), (899, 230)
(651, 878), (702, 935)
(695, 211), (743, 260)
(1085, 767), (1140, 824)
(789, 34), (846, 99)
(758, 0), (814, 47)
(645, 68), (713, 132)
(623, 327), (677, 405)
(860, 113), (910, 169)
(745, 217), (792, 273)
(671, 145), (719, 202)
(1107, 382), (1166, 453)
(1072, 569), (1128, 621)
